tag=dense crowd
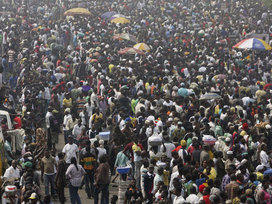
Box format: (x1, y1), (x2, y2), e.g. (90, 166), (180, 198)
(0, 0), (272, 203)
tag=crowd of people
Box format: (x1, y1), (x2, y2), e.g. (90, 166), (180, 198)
(0, 0), (272, 203)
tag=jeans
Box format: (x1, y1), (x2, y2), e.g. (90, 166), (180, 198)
(68, 185), (81, 204)
(134, 161), (142, 188)
(44, 174), (55, 196)
(84, 172), (94, 198)
(58, 186), (65, 204)
(94, 184), (109, 204)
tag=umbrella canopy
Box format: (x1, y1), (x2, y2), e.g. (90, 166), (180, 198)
(101, 11), (116, 19)
(110, 14), (127, 20)
(113, 33), (137, 43)
(64, 8), (91, 16)
(233, 38), (272, 50)
(111, 17), (130, 24)
(118, 47), (145, 55)
(178, 88), (189, 97)
(133, 43), (150, 52)
(199, 66), (206, 72)
(200, 93), (221, 100)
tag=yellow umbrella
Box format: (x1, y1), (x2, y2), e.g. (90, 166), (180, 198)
(64, 8), (91, 16)
(133, 43), (150, 52)
(111, 17), (130, 24)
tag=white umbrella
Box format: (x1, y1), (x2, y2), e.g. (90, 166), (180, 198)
(199, 66), (207, 72)
(200, 93), (221, 100)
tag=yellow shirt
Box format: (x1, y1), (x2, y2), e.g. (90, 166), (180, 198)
(203, 167), (217, 181)
(63, 98), (72, 108)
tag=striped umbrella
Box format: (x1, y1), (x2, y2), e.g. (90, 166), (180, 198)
(233, 38), (272, 50)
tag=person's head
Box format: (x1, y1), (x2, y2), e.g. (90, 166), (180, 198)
(157, 167), (164, 175)
(68, 136), (74, 144)
(71, 157), (77, 166)
(111, 195), (118, 204)
(171, 151), (179, 159)
(58, 152), (65, 160)
(173, 185), (182, 196)
(148, 164), (154, 174)
(44, 149), (50, 158)
(11, 160), (17, 168)
(130, 179), (136, 187)
(261, 143), (267, 151)
(99, 155), (108, 163)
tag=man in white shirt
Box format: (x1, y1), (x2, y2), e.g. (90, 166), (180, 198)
(72, 118), (85, 140)
(160, 136), (175, 159)
(260, 144), (270, 168)
(3, 160), (20, 181)
(63, 108), (72, 144)
(153, 167), (164, 194)
(185, 186), (199, 203)
(173, 185), (185, 204)
(62, 136), (79, 164)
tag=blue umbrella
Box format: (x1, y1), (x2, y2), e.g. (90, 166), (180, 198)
(178, 88), (189, 97)
(101, 11), (117, 19)
(264, 169), (272, 175)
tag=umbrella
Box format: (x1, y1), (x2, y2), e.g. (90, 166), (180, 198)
(113, 33), (137, 43)
(64, 8), (91, 16)
(118, 47), (145, 55)
(200, 93), (221, 100)
(203, 135), (217, 145)
(111, 17), (130, 24)
(101, 11), (117, 19)
(110, 14), (127, 20)
(199, 66), (207, 72)
(198, 30), (205, 37)
(178, 88), (189, 97)
(133, 43), (150, 52)
(233, 38), (272, 50)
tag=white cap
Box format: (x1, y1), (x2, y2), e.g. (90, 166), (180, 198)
(227, 151), (233, 155)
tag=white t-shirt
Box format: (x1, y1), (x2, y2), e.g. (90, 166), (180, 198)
(260, 150), (270, 168)
(186, 194), (199, 204)
(173, 195), (185, 204)
(97, 147), (107, 161)
(3, 166), (20, 180)
(160, 142), (175, 158)
(62, 143), (79, 163)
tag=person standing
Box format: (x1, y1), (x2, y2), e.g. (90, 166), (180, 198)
(66, 157), (86, 204)
(49, 110), (61, 150)
(143, 165), (155, 204)
(72, 118), (85, 141)
(80, 141), (97, 199)
(7, 46), (15, 72)
(63, 108), (72, 144)
(3, 160), (20, 181)
(62, 136), (79, 165)
(94, 155), (110, 204)
(55, 152), (66, 204)
(45, 107), (53, 149)
(41, 149), (57, 197)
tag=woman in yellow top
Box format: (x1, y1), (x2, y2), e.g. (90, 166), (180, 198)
(63, 94), (73, 108)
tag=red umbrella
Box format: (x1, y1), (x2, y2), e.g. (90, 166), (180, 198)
(118, 47), (145, 55)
